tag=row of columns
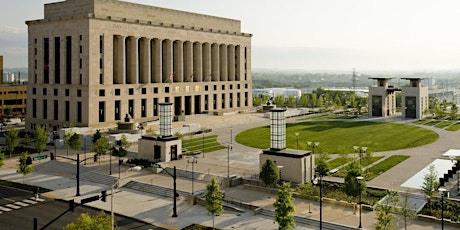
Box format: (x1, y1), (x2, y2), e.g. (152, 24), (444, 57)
(113, 36), (244, 85)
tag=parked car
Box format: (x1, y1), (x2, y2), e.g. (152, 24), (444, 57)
(3, 118), (22, 126)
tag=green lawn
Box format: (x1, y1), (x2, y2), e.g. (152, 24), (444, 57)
(182, 135), (226, 153)
(333, 156), (385, 178)
(327, 157), (353, 170)
(363, 155), (410, 180)
(446, 122), (460, 131)
(434, 121), (455, 128)
(236, 121), (438, 154)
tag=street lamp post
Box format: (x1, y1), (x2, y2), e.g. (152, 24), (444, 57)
(307, 141), (320, 181)
(76, 153), (80, 196)
(353, 146), (367, 170)
(187, 156), (198, 194)
(227, 144), (232, 178)
(295, 132), (299, 150)
(356, 176), (364, 229)
(153, 164), (178, 217)
(111, 166), (142, 230)
(438, 188), (447, 230)
(202, 133), (205, 158)
(277, 165), (284, 185)
(313, 172), (323, 230)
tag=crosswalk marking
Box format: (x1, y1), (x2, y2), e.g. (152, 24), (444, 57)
(0, 206), (12, 212)
(15, 202), (29, 207)
(5, 204), (21, 209)
(0, 197), (45, 214)
(22, 199), (37, 204)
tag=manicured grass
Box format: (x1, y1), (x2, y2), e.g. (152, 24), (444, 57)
(182, 135), (226, 153)
(434, 121), (455, 128)
(425, 120), (442, 126)
(363, 155), (410, 180)
(236, 121), (438, 154)
(327, 157), (353, 170)
(446, 122), (460, 131)
(334, 156), (385, 178)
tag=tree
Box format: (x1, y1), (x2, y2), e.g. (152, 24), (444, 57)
(287, 95), (295, 107)
(259, 158), (279, 187)
(5, 128), (19, 158)
(17, 152), (33, 184)
(64, 129), (75, 156)
(69, 133), (82, 155)
(0, 152), (5, 168)
(92, 135), (110, 165)
(343, 161), (365, 199)
(273, 182), (296, 230)
(204, 177), (224, 229)
(421, 164), (439, 210)
(92, 129), (103, 144)
(5, 106), (13, 117)
(63, 211), (117, 230)
(374, 190), (400, 230)
(450, 104), (458, 120)
(315, 158), (329, 177)
(34, 125), (48, 154)
(398, 191), (417, 230)
(112, 134), (129, 158)
(274, 95), (285, 106)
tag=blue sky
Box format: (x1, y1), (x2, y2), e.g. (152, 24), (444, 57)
(2, 0), (460, 71)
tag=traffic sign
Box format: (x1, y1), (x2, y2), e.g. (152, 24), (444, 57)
(33, 155), (47, 161)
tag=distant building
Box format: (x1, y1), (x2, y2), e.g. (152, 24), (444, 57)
(253, 88), (301, 98)
(368, 78), (399, 117)
(0, 56), (3, 84)
(26, 0), (253, 131)
(0, 56), (27, 118)
(401, 78), (429, 119)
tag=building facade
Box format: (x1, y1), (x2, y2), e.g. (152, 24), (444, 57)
(368, 78), (398, 117)
(26, 0), (252, 131)
(401, 78), (428, 119)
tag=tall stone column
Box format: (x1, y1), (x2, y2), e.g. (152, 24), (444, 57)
(193, 42), (202, 82)
(151, 38), (162, 83)
(113, 35), (125, 84)
(227, 45), (235, 81)
(235, 45), (241, 81)
(162, 39), (173, 83)
(126, 36), (138, 84)
(139, 37), (150, 83)
(211, 43), (219, 82)
(183, 41), (193, 82)
(219, 44), (227, 81)
(173, 40), (183, 82)
(202, 43), (211, 82)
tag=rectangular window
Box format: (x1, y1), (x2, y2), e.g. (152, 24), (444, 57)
(129, 88), (134, 95)
(79, 59), (82, 69)
(214, 85), (217, 90)
(42, 88), (47, 96)
(79, 35), (82, 40)
(55, 37), (60, 84)
(54, 100), (58, 120)
(44, 38), (49, 83)
(141, 99), (146, 117)
(99, 59), (102, 69)
(43, 99), (47, 119)
(65, 101), (70, 121)
(115, 100), (121, 120)
(77, 90), (81, 97)
(65, 89), (70, 96)
(54, 89), (58, 96)
(32, 99), (37, 118)
(165, 87), (169, 93)
(77, 101), (82, 123)
(128, 100), (134, 118)
(99, 89), (105, 96)
(142, 88), (147, 94)
(99, 74), (103, 84)
(205, 86), (209, 91)
(32, 88), (36, 95)
(79, 45), (82, 54)
(99, 35), (104, 53)
(222, 85), (225, 90)
(153, 87), (158, 94)
(66, 36), (72, 84)
(115, 89), (120, 96)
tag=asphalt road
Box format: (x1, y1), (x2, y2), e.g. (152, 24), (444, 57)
(0, 186), (164, 230)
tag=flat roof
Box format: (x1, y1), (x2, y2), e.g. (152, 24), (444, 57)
(262, 148), (311, 158)
(401, 159), (455, 189)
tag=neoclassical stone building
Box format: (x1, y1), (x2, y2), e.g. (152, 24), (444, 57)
(26, 0), (252, 131)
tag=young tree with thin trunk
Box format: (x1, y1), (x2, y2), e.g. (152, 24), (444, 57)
(0, 152), (5, 168)
(34, 125), (48, 154)
(92, 135), (110, 165)
(204, 177), (224, 229)
(17, 152), (33, 184)
(421, 164), (439, 210)
(64, 129), (74, 156)
(374, 190), (400, 230)
(274, 182), (296, 230)
(398, 191), (417, 230)
(5, 128), (19, 158)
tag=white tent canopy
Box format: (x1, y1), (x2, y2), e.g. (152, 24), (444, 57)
(401, 159), (456, 189)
